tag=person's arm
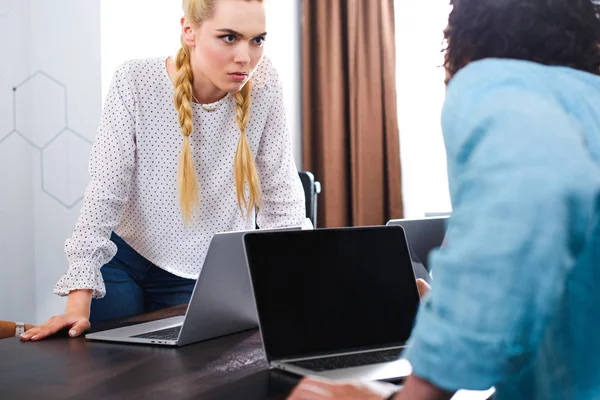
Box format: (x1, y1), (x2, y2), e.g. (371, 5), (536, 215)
(21, 289), (93, 340)
(254, 60), (307, 229)
(403, 80), (600, 392)
(0, 322), (35, 338)
(57, 62), (137, 299)
(22, 63), (137, 341)
(287, 377), (399, 400)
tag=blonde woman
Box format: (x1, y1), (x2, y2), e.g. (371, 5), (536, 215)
(22, 0), (306, 341)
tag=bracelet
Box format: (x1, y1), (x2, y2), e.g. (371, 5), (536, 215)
(14, 322), (25, 337)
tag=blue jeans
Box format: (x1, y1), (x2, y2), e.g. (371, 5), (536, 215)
(90, 233), (196, 322)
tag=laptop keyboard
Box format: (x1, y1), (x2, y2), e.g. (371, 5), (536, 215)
(131, 326), (181, 340)
(288, 348), (404, 372)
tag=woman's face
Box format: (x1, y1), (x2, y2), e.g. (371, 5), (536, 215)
(182, 0), (266, 94)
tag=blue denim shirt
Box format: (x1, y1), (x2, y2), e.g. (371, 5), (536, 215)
(404, 59), (600, 399)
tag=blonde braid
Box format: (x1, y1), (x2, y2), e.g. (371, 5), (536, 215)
(174, 37), (199, 224)
(234, 82), (262, 216)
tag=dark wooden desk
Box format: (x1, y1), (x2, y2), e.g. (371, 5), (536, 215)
(0, 306), (494, 400)
(0, 305), (302, 399)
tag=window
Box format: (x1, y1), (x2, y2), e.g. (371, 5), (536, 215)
(394, 1), (452, 217)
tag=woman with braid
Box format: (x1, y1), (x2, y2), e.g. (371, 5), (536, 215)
(22, 0), (306, 341)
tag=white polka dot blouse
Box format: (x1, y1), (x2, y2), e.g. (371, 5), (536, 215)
(54, 56), (306, 299)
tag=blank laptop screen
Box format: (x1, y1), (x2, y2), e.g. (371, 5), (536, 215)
(243, 226), (420, 361)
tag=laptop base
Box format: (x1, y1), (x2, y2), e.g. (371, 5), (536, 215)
(85, 316), (183, 346)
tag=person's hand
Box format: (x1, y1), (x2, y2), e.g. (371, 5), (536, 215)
(20, 289), (92, 341)
(416, 278), (431, 298)
(20, 311), (91, 341)
(287, 377), (399, 400)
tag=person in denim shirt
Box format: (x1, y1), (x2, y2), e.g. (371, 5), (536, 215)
(289, 0), (600, 399)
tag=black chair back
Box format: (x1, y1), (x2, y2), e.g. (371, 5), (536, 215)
(298, 171), (321, 228)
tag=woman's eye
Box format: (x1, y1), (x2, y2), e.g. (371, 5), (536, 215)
(253, 37), (266, 46)
(222, 35), (236, 44)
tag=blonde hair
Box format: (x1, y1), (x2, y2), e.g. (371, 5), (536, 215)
(175, 0), (262, 224)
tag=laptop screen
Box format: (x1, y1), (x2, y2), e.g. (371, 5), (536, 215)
(243, 226), (420, 361)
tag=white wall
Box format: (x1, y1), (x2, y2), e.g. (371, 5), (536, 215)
(0, 0), (101, 323)
(0, 0), (36, 323)
(100, 0), (303, 168)
(395, 0), (452, 218)
(99, 2), (182, 98)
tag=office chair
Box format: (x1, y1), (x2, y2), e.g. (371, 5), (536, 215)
(298, 171), (322, 228)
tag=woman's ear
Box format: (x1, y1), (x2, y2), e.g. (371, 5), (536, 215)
(181, 16), (196, 47)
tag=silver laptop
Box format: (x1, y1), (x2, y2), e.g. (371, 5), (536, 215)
(86, 227), (299, 346)
(386, 216), (449, 272)
(242, 226), (419, 381)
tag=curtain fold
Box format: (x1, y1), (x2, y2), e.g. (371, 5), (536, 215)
(302, 0), (403, 228)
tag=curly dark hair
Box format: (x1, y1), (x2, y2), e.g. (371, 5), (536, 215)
(443, 0), (600, 83)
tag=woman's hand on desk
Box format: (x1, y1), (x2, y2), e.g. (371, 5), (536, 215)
(20, 289), (92, 341)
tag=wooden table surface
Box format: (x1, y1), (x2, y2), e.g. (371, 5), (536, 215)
(0, 305), (301, 399)
(0, 305), (494, 400)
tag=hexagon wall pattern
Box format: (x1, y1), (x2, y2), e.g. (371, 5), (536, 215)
(0, 79), (12, 141)
(15, 71), (67, 148)
(0, 71), (93, 208)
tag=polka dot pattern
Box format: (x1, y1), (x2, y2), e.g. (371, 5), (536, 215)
(54, 56), (306, 298)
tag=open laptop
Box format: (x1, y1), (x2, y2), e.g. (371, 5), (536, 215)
(243, 225), (419, 381)
(386, 216), (449, 272)
(86, 227), (299, 346)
